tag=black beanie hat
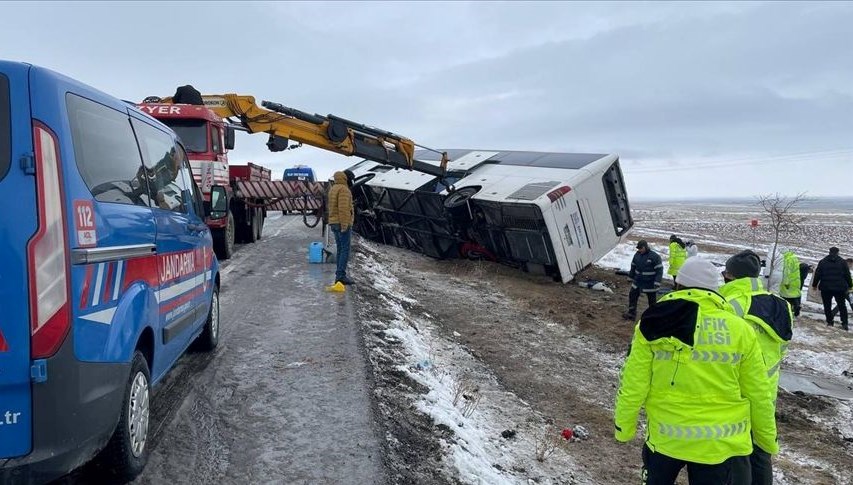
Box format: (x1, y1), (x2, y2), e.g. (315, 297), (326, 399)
(725, 250), (762, 279)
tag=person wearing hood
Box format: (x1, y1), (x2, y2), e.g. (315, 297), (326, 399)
(327, 171), (355, 285)
(719, 250), (793, 485)
(686, 240), (699, 258)
(667, 235), (688, 283)
(812, 247), (852, 330)
(615, 257), (778, 484)
(777, 249), (803, 316)
(623, 240), (663, 320)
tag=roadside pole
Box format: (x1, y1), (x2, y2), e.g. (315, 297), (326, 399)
(750, 219), (759, 250)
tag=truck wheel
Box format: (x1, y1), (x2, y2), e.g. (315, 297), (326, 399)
(246, 209), (259, 243)
(213, 212), (235, 260)
(195, 285), (220, 351)
(99, 351), (151, 482)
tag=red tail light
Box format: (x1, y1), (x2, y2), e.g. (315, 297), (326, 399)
(547, 185), (571, 202)
(28, 122), (71, 359)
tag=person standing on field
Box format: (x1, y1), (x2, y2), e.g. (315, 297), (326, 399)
(615, 257), (778, 485)
(830, 258), (853, 319)
(686, 240), (699, 258)
(623, 240), (663, 321)
(812, 247), (852, 330)
(327, 171), (355, 285)
(719, 250), (793, 485)
(668, 235), (688, 283)
(778, 249), (803, 317)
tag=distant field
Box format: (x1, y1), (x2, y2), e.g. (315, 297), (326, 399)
(630, 198), (853, 263)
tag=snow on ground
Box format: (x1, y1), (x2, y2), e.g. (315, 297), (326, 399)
(596, 238), (731, 280)
(599, 233), (853, 483)
(359, 250), (591, 485)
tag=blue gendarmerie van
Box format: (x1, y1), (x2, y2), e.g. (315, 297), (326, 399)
(0, 61), (227, 483)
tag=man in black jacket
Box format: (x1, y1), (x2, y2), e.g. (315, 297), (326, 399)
(622, 240), (663, 320)
(812, 247), (852, 331)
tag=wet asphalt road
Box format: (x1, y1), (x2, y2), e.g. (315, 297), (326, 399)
(67, 214), (386, 484)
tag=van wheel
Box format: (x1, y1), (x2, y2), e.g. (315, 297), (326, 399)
(100, 351), (151, 482)
(213, 212), (235, 260)
(196, 285), (220, 351)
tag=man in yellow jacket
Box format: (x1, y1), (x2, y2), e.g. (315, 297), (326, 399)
(668, 235), (688, 283)
(719, 250), (793, 485)
(615, 257), (778, 485)
(327, 171), (355, 285)
(778, 249), (802, 316)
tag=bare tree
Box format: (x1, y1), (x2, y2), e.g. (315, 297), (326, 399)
(756, 192), (809, 283)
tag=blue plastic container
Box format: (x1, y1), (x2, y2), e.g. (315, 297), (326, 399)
(308, 242), (325, 263)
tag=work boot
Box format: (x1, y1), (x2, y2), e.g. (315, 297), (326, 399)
(842, 323), (849, 331)
(622, 312), (636, 321)
(827, 321), (835, 327)
(337, 276), (355, 286)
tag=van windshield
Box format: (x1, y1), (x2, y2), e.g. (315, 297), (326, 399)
(0, 74), (10, 181)
(161, 119), (208, 154)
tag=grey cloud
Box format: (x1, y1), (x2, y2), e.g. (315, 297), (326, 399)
(1, 1), (849, 198)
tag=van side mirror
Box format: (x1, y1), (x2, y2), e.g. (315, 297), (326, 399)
(206, 185), (228, 219)
(225, 127), (235, 150)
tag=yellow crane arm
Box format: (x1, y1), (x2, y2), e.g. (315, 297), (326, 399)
(158, 93), (449, 177)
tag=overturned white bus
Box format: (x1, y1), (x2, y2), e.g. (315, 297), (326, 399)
(345, 149), (632, 283)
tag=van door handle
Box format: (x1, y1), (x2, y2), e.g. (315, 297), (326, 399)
(188, 223), (207, 232)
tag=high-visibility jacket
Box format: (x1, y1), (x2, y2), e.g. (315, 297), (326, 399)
(614, 289), (778, 464)
(719, 277), (793, 403)
(668, 242), (687, 277)
(779, 251), (802, 299)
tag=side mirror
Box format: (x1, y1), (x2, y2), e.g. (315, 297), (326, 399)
(206, 185), (228, 219)
(224, 127), (236, 150)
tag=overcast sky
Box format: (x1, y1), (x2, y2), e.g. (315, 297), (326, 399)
(2, 1), (850, 199)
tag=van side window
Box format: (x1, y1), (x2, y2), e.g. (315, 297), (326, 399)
(211, 126), (222, 154)
(175, 144), (203, 215)
(66, 94), (149, 206)
(132, 119), (187, 213)
(0, 74), (10, 181)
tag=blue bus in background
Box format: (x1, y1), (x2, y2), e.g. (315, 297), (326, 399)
(283, 165), (315, 183)
(282, 165), (316, 214)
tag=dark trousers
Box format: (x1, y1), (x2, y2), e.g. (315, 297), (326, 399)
(821, 291), (848, 326)
(749, 446), (772, 485)
(642, 444), (751, 485)
(830, 293), (853, 320)
(783, 296), (801, 317)
(331, 224), (351, 281)
(628, 286), (657, 316)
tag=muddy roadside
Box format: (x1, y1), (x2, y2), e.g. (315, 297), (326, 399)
(354, 241), (852, 484)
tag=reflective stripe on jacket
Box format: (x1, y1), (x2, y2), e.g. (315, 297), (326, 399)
(779, 251), (802, 298)
(614, 289), (778, 463)
(719, 277), (794, 403)
(630, 250), (663, 291)
(668, 242), (687, 276)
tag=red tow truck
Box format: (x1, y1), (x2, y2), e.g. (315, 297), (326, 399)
(138, 86), (449, 261)
(136, 103), (318, 259)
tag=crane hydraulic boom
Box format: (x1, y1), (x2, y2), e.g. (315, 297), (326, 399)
(156, 93), (449, 178)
